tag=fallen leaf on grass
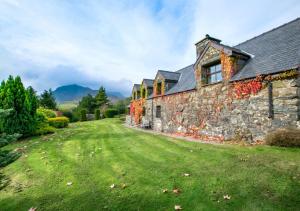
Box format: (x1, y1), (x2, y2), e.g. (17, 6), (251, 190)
(173, 188), (181, 194)
(110, 184), (115, 189)
(67, 182), (73, 186)
(175, 205), (182, 210)
(121, 184), (127, 189)
(223, 195), (231, 200)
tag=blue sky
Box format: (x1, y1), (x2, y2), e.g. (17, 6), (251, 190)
(0, 0), (299, 96)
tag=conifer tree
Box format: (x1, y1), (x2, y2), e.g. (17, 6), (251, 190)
(0, 76), (38, 136)
(39, 89), (57, 109)
(0, 109), (21, 167)
(95, 86), (109, 107)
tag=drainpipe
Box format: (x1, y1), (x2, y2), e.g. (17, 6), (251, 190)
(151, 98), (154, 129)
(268, 81), (274, 119)
(297, 66), (300, 120)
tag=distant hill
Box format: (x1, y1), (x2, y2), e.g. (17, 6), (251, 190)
(53, 84), (124, 103)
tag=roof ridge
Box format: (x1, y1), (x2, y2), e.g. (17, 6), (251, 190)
(175, 64), (194, 73)
(235, 17), (300, 47)
(158, 70), (181, 74)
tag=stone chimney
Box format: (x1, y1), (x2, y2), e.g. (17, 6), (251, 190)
(195, 34), (221, 58)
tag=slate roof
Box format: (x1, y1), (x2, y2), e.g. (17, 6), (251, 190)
(157, 70), (181, 81)
(133, 84), (140, 91)
(165, 64), (196, 95)
(231, 18), (300, 81)
(144, 18), (300, 98)
(142, 79), (154, 87)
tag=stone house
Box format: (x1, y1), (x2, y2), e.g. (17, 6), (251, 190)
(127, 18), (300, 142)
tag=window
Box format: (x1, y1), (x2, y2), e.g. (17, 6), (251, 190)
(203, 63), (222, 84)
(142, 88), (146, 98)
(156, 82), (162, 95)
(136, 91), (140, 99)
(148, 88), (153, 96)
(142, 107), (146, 116)
(156, 106), (161, 118)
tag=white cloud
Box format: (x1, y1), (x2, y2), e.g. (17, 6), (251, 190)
(0, 0), (299, 95)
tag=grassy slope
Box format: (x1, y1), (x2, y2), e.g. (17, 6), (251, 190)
(57, 101), (78, 112)
(0, 119), (299, 211)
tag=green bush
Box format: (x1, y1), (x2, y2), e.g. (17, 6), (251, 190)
(62, 111), (79, 122)
(104, 108), (118, 118)
(265, 128), (300, 147)
(80, 109), (87, 121)
(48, 117), (69, 128)
(34, 125), (55, 135)
(34, 111), (55, 135)
(95, 109), (101, 120)
(37, 108), (56, 118)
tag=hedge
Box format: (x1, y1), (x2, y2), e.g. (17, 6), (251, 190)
(48, 117), (69, 128)
(37, 108), (56, 118)
(95, 109), (101, 120)
(104, 108), (118, 118)
(80, 109), (87, 121)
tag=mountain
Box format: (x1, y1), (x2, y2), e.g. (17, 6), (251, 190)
(53, 84), (124, 103)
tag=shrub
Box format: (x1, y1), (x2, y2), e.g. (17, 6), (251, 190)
(34, 110), (55, 135)
(48, 117), (69, 128)
(80, 109), (87, 121)
(265, 128), (300, 147)
(37, 108), (56, 118)
(62, 111), (79, 122)
(34, 125), (55, 135)
(104, 108), (118, 118)
(95, 109), (101, 120)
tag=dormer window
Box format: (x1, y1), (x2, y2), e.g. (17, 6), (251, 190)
(141, 88), (146, 98)
(156, 82), (162, 95)
(202, 63), (222, 85)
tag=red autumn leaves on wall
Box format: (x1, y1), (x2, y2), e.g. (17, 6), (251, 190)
(232, 76), (263, 99)
(130, 99), (145, 124)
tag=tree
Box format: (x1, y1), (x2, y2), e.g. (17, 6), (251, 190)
(40, 89), (57, 110)
(95, 86), (109, 107)
(26, 86), (39, 116)
(80, 109), (87, 121)
(0, 109), (21, 167)
(95, 109), (100, 120)
(78, 94), (96, 113)
(0, 76), (38, 136)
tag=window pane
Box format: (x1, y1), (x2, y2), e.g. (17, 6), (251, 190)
(215, 64), (221, 72)
(216, 72), (222, 81)
(156, 106), (161, 118)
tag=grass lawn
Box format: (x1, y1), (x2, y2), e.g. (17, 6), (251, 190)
(57, 101), (78, 112)
(0, 119), (299, 210)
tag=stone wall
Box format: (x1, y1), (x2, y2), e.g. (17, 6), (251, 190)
(127, 42), (299, 142)
(138, 76), (299, 142)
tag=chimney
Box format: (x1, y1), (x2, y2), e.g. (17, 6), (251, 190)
(195, 34), (221, 57)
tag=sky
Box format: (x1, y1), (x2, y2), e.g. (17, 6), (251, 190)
(0, 0), (299, 96)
